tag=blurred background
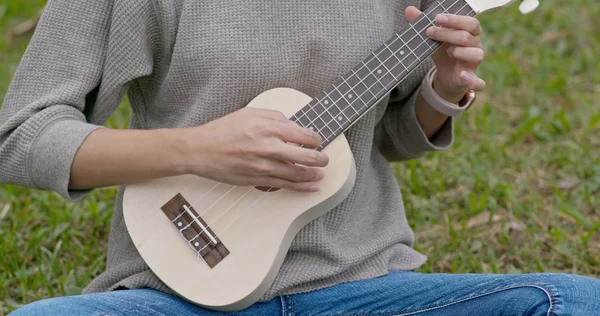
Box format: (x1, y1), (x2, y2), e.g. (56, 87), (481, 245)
(0, 0), (598, 314)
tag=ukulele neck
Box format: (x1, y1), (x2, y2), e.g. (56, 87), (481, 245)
(290, 0), (476, 150)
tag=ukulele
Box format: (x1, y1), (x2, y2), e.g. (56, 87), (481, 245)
(123, 0), (539, 311)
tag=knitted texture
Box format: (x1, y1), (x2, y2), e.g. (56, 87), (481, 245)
(0, 0), (453, 301)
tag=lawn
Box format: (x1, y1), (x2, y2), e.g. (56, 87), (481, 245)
(1, 0), (599, 314)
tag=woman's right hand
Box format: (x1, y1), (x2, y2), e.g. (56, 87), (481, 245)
(180, 107), (329, 192)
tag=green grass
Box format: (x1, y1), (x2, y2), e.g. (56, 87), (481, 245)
(1, 0), (599, 313)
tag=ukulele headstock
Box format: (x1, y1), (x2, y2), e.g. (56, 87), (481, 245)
(466, 0), (540, 15)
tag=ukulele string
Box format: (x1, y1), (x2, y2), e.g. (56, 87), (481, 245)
(179, 184), (236, 232)
(293, 0), (472, 139)
(292, 0), (469, 131)
(188, 182), (223, 212)
(229, 1), (473, 199)
(182, 0), (473, 240)
(193, 188), (274, 254)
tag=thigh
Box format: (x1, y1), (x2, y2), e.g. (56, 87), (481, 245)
(10, 288), (282, 316)
(290, 271), (600, 316)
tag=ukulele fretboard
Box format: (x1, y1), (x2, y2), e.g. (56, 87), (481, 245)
(290, 0), (476, 150)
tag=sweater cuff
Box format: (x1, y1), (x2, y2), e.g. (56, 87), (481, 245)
(29, 119), (103, 201)
(383, 86), (454, 158)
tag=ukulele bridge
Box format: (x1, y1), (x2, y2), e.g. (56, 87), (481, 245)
(161, 193), (230, 268)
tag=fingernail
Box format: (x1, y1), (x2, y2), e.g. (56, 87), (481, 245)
(426, 27), (434, 37)
(447, 46), (455, 57)
(309, 185), (320, 192)
(436, 14), (449, 24)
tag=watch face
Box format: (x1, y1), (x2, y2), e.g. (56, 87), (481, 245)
(461, 90), (476, 110)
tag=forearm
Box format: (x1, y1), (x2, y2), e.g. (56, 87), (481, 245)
(70, 107), (327, 193)
(69, 128), (189, 190)
(415, 76), (466, 139)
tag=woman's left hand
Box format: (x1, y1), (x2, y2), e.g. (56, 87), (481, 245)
(406, 6), (487, 103)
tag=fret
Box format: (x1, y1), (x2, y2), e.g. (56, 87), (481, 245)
(378, 45), (400, 80)
(429, 2), (447, 16)
(371, 51), (398, 85)
(304, 106), (319, 123)
(396, 35), (419, 69)
(365, 54), (391, 91)
(337, 82), (360, 121)
(352, 70), (375, 113)
(290, 0), (474, 152)
(317, 96), (345, 129)
(410, 24), (433, 50)
(384, 42), (410, 74)
(312, 115), (328, 134)
(326, 88), (341, 107)
(414, 11), (435, 32)
(333, 81), (359, 117)
(359, 64), (385, 97)
(325, 90), (351, 123)
(318, 105), (335, 130)
(387, 33), (405, 55)
(421, 12), (443, 49)
(343, 72), (366, 113)
(413, 38), (432, 60)
(333, 76), (352, 94)
(295, 111), (311, 128)
(406, 29), (427, 63)
(399, 30), (420, 61)
(319, 123), (334, 142)
(332, 79), (358, 116)
(458, 2), (475, 15)
(311, 99), (326, 121)
(439, 0), (452, 13)
(448, 0), (468, 14)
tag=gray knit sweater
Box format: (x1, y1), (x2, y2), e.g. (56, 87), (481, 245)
(0, 0), (453, 302)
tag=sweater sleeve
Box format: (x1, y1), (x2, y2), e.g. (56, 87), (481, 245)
(0, 0), (154, 200)
(374, 59), (454, 162)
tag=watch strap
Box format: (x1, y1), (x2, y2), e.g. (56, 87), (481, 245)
(420, 66), (475, 117)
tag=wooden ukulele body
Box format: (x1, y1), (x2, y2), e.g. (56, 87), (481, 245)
(122, 0), (537, 310)
(123, 88), (356, 311)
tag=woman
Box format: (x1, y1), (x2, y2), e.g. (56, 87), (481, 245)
(2, 0), (599, 315)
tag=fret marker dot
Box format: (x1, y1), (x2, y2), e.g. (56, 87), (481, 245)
(194, 242), (200, 247)
(400, 50), (405, 55)
(348, 94), (353, 99)
(377, 69), (382, 74)
(324, 100), (329, 105)
(337, 116), (343, 121)
(177, 222), (182, 227)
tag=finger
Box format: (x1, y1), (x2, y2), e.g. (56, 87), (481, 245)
(266, 161), (325, 183)
(405, 6), (422, 23)
(447, 46), (484, 65)
(435, 14), (482, 36)
(459, 71), (486, 91)
(270, 120), (323, 148)
(262, 176), (321, 192)
(271, 142), (329, 167)
(426, 27), (480, 48)
(251, 108), (290, 123)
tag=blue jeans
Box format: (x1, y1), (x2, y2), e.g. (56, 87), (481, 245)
(11, 271), (600, 315)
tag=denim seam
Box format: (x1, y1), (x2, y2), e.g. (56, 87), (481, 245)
(281, 295), (296, 316)
(291, 295), (296, 316)
(338, 284), (555, 316)
(280, 296), (286, 316)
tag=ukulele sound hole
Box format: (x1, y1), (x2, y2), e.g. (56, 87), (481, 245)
(255, 186), (281, 192)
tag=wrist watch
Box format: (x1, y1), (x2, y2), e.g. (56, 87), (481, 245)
(420, 66), (476, 117)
